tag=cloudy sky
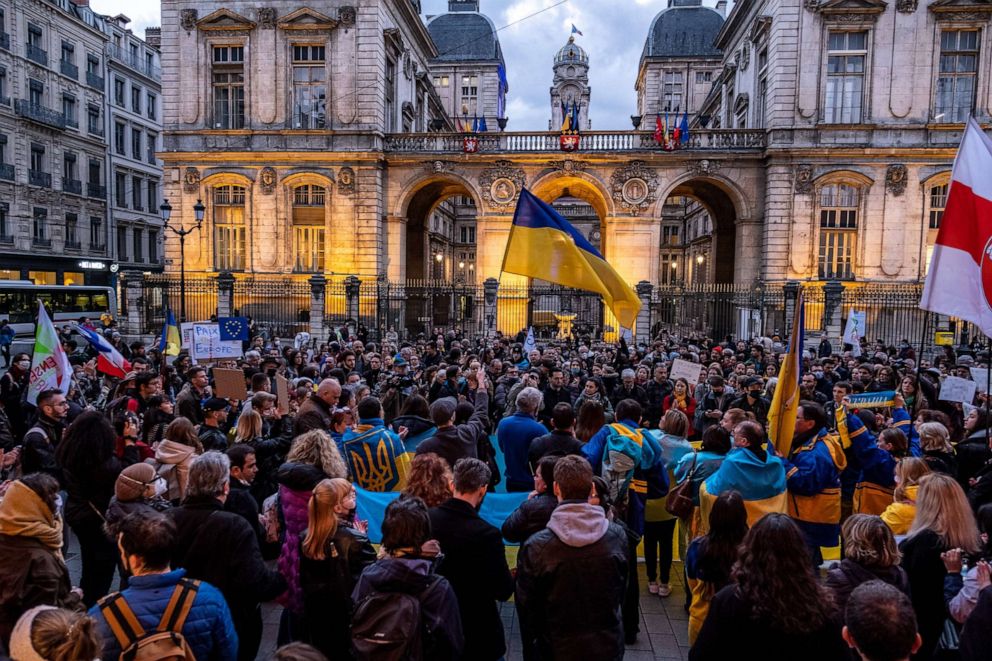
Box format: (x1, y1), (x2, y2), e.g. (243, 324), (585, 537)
(89, 0), (721, 130)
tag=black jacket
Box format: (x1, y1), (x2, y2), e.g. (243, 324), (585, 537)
(689, 585), (846, 660)
(610, 383), (648, 409)
(527, 430), (583, 473)
(540, 386), (575, 424)
(429, 498), (514, 660)
(197, 424), (228, 453)
(968, 460), (992, 512)
(645, 379), (674, 427)
(293, 394), (335, 437)
(501, 491), (557, 543)
(960, 585), (992, 661)
(824, 558), (911, 614)
(60, 446), (140, 530)
(299, 522), (376, 658)
(415, 390), (489, 468)
(729, 393), (771, 426)
(225, 479), (264, 545)
(957, 432), (992, 488)
(901, 529), (951, 661)
(21, 416), (65, 482)
(168, 496), (287, 654)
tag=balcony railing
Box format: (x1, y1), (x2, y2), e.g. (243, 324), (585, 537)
(87, 183), (106, 199)
(107, 44), (160, 80)
(383, 129), (767, 153)
(0, 164), (13, 181)
(28, 170), (51, 188)
(62, 179), (82, 195)
(86, 71), (104, 90)
(0, 32), (9, 52)
(60, 60), (78, 79)
(32, 237), (52, 248)
(15, 99), (66, 130)
(88, 123), (104, 137)
(0, 95), (10, 107)
(64, 240), (81, 250)
(26, 44), (47, 67)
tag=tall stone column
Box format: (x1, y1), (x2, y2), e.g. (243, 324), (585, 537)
(483, 277), (499, 338)
(822, 280), (844, 346)
(309, 274), (326, 342)
(784, 281), (800, 336)
(122, 270), (144, 337)
(636, 281), (653, 345)
(216, 271), (234, 319)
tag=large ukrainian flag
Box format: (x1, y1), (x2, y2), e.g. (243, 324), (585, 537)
(767, 288), (805, 457)
(501, 188), (641, 328)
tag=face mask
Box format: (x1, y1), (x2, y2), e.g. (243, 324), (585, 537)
(571, 368), (581, 375)
(814, 371), (824, 379)
(152, 477), (168, 498)
(16, 361), (29, 369)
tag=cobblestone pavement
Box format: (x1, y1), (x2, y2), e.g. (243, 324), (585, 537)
(66, 532), (692, 660)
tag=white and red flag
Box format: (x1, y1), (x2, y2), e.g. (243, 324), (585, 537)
(74, 323), (131, 378)
(921, 117), (992, 337)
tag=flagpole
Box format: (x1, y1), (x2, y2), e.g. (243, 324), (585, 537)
(913, 310), (930, 417)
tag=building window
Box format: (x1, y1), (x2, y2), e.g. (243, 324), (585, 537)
(114, 77), (125, 105)
(133, 228), (143, 262)
(824, 31), (867, 124)
(662, 70), (684, 112)
(292, 44), (326, 129)
(28, 79), (43, 106)
(115, 171), (127, 208)
(0, 134), (6, 165)
(929, 182), (948, 229)
(433, 75), (450, 88)
(660, 253), (678, 284)
(147, 92), (156, 120)
(149, 229), (158, 263)
(146, 131), (157, 163)
(87, 54), (99, 76)
(131, 85), (141, 113)
(65, 213), (78, 245)
(212, 46), (245, 129)
(460, 74), (478, 115)
(117, 226), (127, 261)
(756, 48), (768, 128)
(61, 40), (74, 66)
(817, 183), (860, 279)
(62, 94), (76, 126)
(695, 71), (712, 84)
(90, 216), (103, 248)
(213, 185), (246, 270)
(292, 184), (325, 272)
(662, 225), (679, 245)
(0, 203), (8, 238)
(33, 208), (47, 241)
(936, 30), (979, 124)
(132, 175), (142, 210)
(30, 143), (45, 172)
(385, 58), (396, 131)
(63, 151), (77, 182)
(88, 159), (101, 187)
(147, 180), (158, 212)
(131, 129), (141, 160)
(0, 68), (6, 103)
(87, 105), (100, 134)
(114, 122), (125, 154)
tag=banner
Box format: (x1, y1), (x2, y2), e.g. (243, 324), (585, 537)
(26, 300), (72, 405)
(847, 390), (896, 409)
(843, 310), (865, 357)
(939, 376), (978, 404)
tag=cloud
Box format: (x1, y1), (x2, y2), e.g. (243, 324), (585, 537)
(91, 0), (160, 37)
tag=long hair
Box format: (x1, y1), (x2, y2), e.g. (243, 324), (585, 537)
(698, 490), (748, 588)
(19, 608), (102, 661)
(575, 399), (606, 443)
(56, 410), (116, 473)
(302, 478), (353, 561)
(288, 430), (348, 479)
(235, 409), (263, 443)
(402, 453), (453, 508)
(908, 472), (981, 553)
(732, 513), (837, 633)
(842, 514), (901, 568)
(399, 394), (431, 419)
(893, 457), (930, 503)
(165, 417), (203, 454)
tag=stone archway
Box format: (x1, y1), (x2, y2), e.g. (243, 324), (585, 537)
(398, 175), (481, 281)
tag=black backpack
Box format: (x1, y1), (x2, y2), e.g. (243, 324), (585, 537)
(350, 574), (442, 661)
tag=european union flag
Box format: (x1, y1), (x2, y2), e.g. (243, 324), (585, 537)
(219, 316), (249, 341)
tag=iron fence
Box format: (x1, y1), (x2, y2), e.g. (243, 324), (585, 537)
(232, 278), (311, 338)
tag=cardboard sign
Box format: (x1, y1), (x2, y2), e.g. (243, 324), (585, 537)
(212, 367), (248, 401)
(275, 374), (290, 416)
(970, 367), (990, 394)
(670, 358), (704, 385)
(191, 323), (242, 361)
(939, 376), (978, 404)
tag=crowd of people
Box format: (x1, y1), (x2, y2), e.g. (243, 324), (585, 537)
(0, 320), (990, 660)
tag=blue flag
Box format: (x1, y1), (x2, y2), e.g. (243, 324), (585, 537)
(680, 110), (690, 144)
(219, 316), (249, 341)
(159, 308), (181, 356)
(571, 101), (580, 132)
(496, 63), (508, 119)
(478, 115), (488, 132)
(571, 24), (583, 36)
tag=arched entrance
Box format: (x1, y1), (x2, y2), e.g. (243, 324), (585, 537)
(660, 177), (742, 285)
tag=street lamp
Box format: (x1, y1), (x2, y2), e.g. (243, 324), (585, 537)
(696, 254), (704, 264)
(161, 198), (204, 323)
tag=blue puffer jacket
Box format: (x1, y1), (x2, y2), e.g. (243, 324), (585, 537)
(89, 569), (238, 661)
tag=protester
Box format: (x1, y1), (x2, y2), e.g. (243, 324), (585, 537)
(842, 581), (922, 661)
(527, 402), (583, 471)
(416, 372), (490, 468)
(154, 417), (201, 503)
(8, 607), (102, 661)
(880, 457), (930, 536)
(502, 455), (560, 544)
(825, 514), (911, 613)
(498, 387), (547, 493)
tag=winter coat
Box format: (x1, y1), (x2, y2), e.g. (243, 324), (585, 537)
(781, 428), (847, 548)
(527, 430), (584, 472)
(103, 496), (171, 540)
(61, 447), (140, 531)
(175, 383), (206, 426)
(924, 449), (958, 477)
(429, 498), (514, 661)
(391, 414), (436, 452)
(241, 433), (292, 507)
(293, 394), (335, 436)
(497, 412), (549, 487)
(824, 558), (911, 614)
(956, 431), (992, 487)
(968, 460), (992, 512)
(275, 462), (324, 614)
(342, 418), (411, 492)
(501, 491), (558, 544)
(688, 584), (846, 661)
(416, 391), (490, 468)
(198, 424), (228, 453)
(515, 501), (629, 661)
(901, 528), (952, 660)
(880, 484), (918, 535)
(167, 496), (286, 656)
(960, 585), (992, 661)
(21, 415), (64, 482)
(674, 450), (727, 506)
(89, 568), (237, 661)
(152, 440), (197, 503)
(299, 522), (376, 658)
(351, 556), (464, 661)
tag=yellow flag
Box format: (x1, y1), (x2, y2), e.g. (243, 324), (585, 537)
(767, 289), (805, 457)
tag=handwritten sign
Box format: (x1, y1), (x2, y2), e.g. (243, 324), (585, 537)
(970, 367), (990, 394)
(939, 376), (978, 404)
(670, 358), (704, 385)
(190, 323), (242, 361)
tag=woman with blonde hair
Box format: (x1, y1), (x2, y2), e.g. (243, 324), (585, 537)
(299, 478), (375, 658)
(917, 421), (957, 477)
(285, 430), (348, 480)
(900, 472), (981, 660)
(880, 457), (931, 536)
(825, 514), (910, 613)
(153, 417), (201, 503)
(402, 453), (453, 508)
(8, 607), (101, 661)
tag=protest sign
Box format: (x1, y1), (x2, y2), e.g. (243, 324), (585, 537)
(212, 368), (248, 401)
(275, 374), (291, 416)
(939, 376), (978, 404)
(671, 358), (704, 385)
(190, 323), (242, 361)
(847, 391), (896, 409)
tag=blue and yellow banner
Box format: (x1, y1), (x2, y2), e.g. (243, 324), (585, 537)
(159, 308), (181, 356)
(768, 289), (805, 457)
(501, 188), (641, 328)
(847, 391), (896, 409)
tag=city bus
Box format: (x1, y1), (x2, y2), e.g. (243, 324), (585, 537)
(0, 281), (117, 336)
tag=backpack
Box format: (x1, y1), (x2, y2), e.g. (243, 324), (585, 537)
(98, 578), (200, 661)
(601, 423), (645, 504)
(351, 574), (442, 661)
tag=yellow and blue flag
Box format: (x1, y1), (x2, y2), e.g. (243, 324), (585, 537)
(768, 288), (805, 457)
(501, 188), (641, 328)
(158, 308), (181, 356)
(560, 101), (571, 133)
(219, 316), (249, 342)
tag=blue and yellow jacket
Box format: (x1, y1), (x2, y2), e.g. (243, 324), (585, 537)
(781, 428), (847, 548)
(342, 418), (411, 492)
(843, 407), (915, 515)
(699, 446), (788, 533)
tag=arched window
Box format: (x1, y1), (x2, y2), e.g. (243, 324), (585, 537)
(817, 182), (860, 280)
(293, 184), (325, 273)
(924, 180), (949, 273)
(213, 185), (246, 271)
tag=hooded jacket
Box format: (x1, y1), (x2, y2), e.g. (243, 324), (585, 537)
(515, 501), (629, 661)
(274, 462), (324, 614)
(825, 557), (911, 614)
(781, 427), (848, 548)
(152, 440), (197, 503)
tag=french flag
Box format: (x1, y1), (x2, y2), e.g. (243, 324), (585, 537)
(921, 117), (992, 338)
(74, 324), (131, 378)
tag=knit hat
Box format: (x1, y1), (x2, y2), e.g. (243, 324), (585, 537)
(115, 463), (157, 502)
(430, 397), (458, 427)
(9, 606), (58, 661)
